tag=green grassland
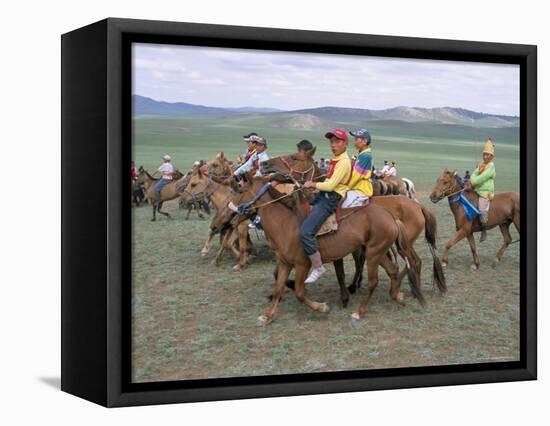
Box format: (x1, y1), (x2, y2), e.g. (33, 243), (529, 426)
(133, 114), (519, 191)
(132, 114), (520, 383)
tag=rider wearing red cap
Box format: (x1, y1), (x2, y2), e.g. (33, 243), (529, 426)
(301, 128), (352, 283)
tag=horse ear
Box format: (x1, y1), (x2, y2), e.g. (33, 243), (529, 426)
(197, 166), (203, 177)
(452, 170), (458, 176)
(220, 152), (225, 161)
(308, 147), (317, 157)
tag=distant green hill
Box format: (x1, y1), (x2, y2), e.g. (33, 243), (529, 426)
(134, 95), (519, 128)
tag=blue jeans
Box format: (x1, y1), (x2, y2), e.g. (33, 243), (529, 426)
(154, 179), (171, 203)
(300, 191), (341, 255)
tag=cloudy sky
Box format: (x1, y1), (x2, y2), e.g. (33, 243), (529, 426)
(133, 43), (520, 116)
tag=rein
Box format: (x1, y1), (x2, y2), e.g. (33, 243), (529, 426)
(234, 182), (304, 215)
(184, 176), (218, 202)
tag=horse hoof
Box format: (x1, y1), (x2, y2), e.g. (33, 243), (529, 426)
(257, 314), (271, 325)
(397, 292), (404, 304)
(351, 312), (361, 320)
(233, 264), (242, 272)
(471, 264), (478, 271)
(201, 251), (208, 257)
(441, 262), (447, 268)
(318, 303), (330, 313)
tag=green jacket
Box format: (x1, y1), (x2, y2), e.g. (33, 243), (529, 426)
(470, 161), (495, 198)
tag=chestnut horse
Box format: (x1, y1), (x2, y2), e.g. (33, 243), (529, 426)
(261, 149), (446, 295)
(180, 166), (255, 271)
(430, 168), (520, 269)
(231, 174), (425, 323)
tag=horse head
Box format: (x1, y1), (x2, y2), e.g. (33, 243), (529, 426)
(429, 168), (462, 203)
(208, 151), (233, 178)
(261, 147), (320, 183)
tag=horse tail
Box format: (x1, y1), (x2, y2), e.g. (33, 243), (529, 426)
(395, 220), (426, 307)
(420, 205), (447, 294)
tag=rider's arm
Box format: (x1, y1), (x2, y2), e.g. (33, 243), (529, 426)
(234, 153), (255, 176)
(470, 163), (495, 187)
(315, 159), (351, 192)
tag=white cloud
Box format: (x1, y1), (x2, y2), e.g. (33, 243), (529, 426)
(133, 43), (520, 115)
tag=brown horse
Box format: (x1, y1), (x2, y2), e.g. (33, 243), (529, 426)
(230, 174), (425, 323)
(180, 166), (255, 270)
(137, 168), (187, 221)
(261, 150), (446, 295)
(429, 168), (520, 269)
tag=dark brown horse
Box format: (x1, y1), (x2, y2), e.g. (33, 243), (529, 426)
(230, 174), (425, 323)
(261, 150), (446, 295)
(137, 168), (186, 221)
(429, 168), (520, 269)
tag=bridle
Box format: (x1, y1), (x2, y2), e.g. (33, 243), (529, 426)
(183, 175), (221, 204)
(433, 173), (464, 202)
(278, 156), (318, 184)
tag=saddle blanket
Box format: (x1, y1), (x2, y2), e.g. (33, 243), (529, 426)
(315, 192), (370, 237)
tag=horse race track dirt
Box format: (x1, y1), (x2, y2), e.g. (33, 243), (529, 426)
(131, 193), (520, 383)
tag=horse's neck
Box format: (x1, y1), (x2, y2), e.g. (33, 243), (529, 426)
(256, 193), (299, 245)
(209, 183), (231, 208)
(447, 183), (471, 221)
(142, 176), (155, 190)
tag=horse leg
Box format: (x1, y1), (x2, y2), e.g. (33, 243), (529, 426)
(213, 230), (232, 266)
(233, 222), (249, 271)
(258, 262), (292, 325)
(348, 246), (365, 294)
(201, 231), (216, 256)
(293, 264), (330, 314)
(351, 252), (382, 320)
(379, 253), (404, 306)
(442, 229), (467, 267)
(157, 201), (171, 219)
(151, 204), (157, 221)
(185, 206), (192, 220)
(494, 222), (513, 265)
(333, 259), (350, 308)
(513, 210), (520, 234)
(463, 232), (480, 270)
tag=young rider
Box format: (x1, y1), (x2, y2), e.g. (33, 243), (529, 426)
(233, 135), (269, 178)
(233, 136), (270, 229)
(240, 132), (258, 165)
(466, 138), (496, 242)
(342, 129), (373, 207)
(301, 128), (351, 283)
(154, 154), (174, 205)
(380, 160), (390, 180)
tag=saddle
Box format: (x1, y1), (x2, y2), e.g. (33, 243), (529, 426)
(313, 198), (370, 237)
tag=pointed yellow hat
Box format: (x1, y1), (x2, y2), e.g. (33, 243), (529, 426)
(483, 139), (495, 157)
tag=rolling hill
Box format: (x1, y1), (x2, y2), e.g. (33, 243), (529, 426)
(133, 95), (519, 128)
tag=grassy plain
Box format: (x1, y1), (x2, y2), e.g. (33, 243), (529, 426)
(132, 115), (520, 382)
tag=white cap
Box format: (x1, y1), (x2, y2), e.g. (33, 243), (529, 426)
(193, 160), (201, 166)
(163, 154), (171, 161)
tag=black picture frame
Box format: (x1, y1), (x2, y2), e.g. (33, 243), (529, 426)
(61, 17), (537, 407)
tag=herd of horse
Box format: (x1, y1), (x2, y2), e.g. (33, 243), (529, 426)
(133, 148), (520, 324)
